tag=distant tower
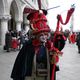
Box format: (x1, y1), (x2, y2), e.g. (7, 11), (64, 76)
(70, 4), (75, 33)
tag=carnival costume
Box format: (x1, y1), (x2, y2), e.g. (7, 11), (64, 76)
(11, 10), (63, 80)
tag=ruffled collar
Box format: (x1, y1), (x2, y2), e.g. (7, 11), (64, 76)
(32, 39), (41, 47)
(32, 39), (54, 51)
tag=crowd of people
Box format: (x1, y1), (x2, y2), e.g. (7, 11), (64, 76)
(4, 30), (29, 52)
(64, 31), (80, 54)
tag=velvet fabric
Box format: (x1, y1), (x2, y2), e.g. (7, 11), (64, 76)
(56, 8), (75, 31)
(11, 40), (35, 79)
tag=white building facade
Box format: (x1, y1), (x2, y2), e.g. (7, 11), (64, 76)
(0, 0), (49, 46)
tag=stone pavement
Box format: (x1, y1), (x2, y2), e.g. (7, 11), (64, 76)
(56, 41), (80, 80)
(0, 41), (80, 80)
(0, 46), (18, 80)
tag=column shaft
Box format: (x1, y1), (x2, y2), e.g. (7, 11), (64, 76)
(1, 19), (8, 46)
(16, 21), (22, 31)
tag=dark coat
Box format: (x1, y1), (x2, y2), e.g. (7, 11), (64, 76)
(11, 40), (35, 79)
(54, 34), (66, 51)
(5, 32), (12, 49)
(76, 33), (80, 46)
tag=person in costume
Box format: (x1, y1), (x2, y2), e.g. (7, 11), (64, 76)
(50, 30), (65, 80)
(53, 31), (66, 51)
(11, 37), (18, 51)
(70, 32), (76, 44)
(11, 10), (62, 80)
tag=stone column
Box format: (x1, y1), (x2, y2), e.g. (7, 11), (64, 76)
(16, 21), (22, 31)
(0, 20), (1, 45)
(25, 24), (29, 33)
(23, 14), (30, 33)
(24, 20), (30, 33)
(0, 15), (11, 46)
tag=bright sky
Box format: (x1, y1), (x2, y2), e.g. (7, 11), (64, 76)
(47, 0), (80, 31)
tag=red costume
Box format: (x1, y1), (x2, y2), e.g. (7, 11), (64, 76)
(27, 10), (63, 80)
(11, 37), (18, 49)
(70, 33), (76, 44)
(11, 10), (63, 80)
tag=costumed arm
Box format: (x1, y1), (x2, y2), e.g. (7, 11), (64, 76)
(46, 40), (63, 80)
(46, 40), (63, 59)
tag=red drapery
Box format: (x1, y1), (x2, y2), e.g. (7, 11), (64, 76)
(56, 8), (75, 31)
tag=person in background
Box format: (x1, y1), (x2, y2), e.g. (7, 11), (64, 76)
(11, 37), (18, 51)
(70, 32), (76, 44)
(53, 31), (66, 51)
(76, 32), (80, 53)
(5, 31), (12, 52)
(18, 31), (26, 50)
